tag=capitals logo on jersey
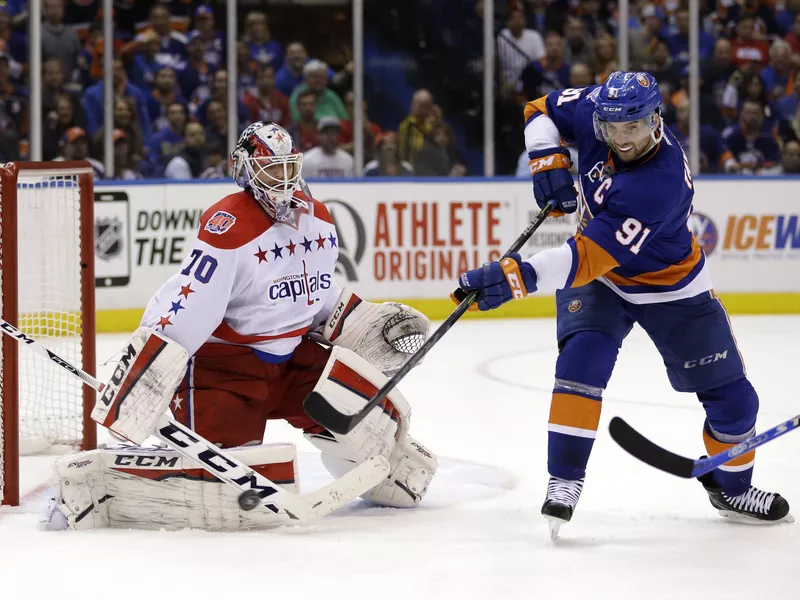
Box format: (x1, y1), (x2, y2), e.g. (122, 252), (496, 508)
(269, 260), (332, 305)
(204, 211), (237, 235)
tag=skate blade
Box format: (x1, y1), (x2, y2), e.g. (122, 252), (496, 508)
(717, 509), (796, 525)
(545, 516), (566, 541)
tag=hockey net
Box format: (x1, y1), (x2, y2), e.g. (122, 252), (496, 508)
(0, 162), (96, 506)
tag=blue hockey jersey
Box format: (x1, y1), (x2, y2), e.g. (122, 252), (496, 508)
(523, 85), (712, 304)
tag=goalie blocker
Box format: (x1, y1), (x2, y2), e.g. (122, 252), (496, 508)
(48, 291), (436, 530)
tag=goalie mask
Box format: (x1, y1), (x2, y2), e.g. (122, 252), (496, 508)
(231, 122), (310, 227)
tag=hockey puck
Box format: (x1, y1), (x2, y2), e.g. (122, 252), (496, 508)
(238, 490), (261, 511)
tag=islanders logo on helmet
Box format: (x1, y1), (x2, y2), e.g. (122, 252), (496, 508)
(636, 73), (650, 88)
(204, 210), (237, 235)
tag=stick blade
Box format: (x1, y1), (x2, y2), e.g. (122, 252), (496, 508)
(303, 391), (357, 435)
(608, 417), (696, 478)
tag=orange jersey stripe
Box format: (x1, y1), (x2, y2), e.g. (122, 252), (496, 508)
(604, 236), (702, 289)
(549, 392), (602, 431)
(703, 430), (755, 467)
(524, 96), (549, 122)
(571, 234), (620, 288)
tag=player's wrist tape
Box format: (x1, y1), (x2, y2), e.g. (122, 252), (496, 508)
(500, 257), (528, 299)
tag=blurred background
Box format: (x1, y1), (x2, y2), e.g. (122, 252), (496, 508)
(4, 0), (797, 180)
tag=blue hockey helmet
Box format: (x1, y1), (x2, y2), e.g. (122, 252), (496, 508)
(593, 71), (663, 146)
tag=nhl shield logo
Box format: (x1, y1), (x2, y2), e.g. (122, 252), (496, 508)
(568, 299), (582, 313)
(95, 217), (123, 260)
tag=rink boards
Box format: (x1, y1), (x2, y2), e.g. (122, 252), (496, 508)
(92, 177), (800, 332)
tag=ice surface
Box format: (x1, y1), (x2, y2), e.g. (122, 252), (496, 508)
(1, 317), (798, 599)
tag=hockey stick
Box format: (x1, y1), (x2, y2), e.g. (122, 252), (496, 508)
(303, 200), (556, 435)
(609, 414), (800, 478)
(0, 319), (389, 522)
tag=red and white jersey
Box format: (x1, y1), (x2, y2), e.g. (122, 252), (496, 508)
(140, 189), (342, 359)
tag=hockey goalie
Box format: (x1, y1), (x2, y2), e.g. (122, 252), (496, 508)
(47, 122), (437, 531)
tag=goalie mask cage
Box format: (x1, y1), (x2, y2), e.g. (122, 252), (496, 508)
(0, 161), (96, 506)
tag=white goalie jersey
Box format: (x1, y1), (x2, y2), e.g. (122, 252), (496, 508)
(140, 189), (342, 358)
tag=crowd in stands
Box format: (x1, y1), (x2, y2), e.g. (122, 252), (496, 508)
(499, 0), (800, 175)
(4, 0), (800, 178)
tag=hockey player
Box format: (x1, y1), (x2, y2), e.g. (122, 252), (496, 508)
(48, 122), (437, 531)
(453, 72), (792, 536)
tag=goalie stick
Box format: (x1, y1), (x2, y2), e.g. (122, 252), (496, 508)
(0, 319), (389, 523)
(303, 200), (556, 435)
(609, 414), (800, 478)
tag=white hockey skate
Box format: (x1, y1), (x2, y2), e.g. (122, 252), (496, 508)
(541, 476), (584, 540)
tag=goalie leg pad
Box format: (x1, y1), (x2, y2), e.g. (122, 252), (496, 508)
(304, 347), (438, 506)
(48, 443), (298, 531)
(91, 327), (189, 445)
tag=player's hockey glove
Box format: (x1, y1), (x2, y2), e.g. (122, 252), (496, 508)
(529, 147), (577, 217)
(451, 253), (537, 311)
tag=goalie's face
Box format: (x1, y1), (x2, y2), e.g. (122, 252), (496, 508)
(249, 153), (303, 199)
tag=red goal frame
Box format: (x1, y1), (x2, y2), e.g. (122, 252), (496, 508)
(0, 161), (96, 506)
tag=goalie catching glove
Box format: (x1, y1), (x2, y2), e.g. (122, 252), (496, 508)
(319, 288), (431, 376)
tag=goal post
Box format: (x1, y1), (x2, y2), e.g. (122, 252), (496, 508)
(0, 161), (96, 506)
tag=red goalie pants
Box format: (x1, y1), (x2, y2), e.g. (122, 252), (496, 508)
(171, 337), (329, 447)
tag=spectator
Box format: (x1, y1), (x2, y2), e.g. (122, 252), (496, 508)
(56, 127), (104, 178)
(671, 97), (739, 174)
(497, 2), (545, 90)
(562, 17), (593, 66)
(723, 100), (782, 175)
(397, 88), (434, 164)
(666, 7), (715, 70)
(779, 139), (800, 173)
(722, 71), (772, 124)
(760, 40), (795, 100)
(303, 117), (355, 179)
(192, 69), (247, 129)
(629, 4), (665, 68)
(288, 60), (347, 122)
(701, 38), (736, 107)
(199, 140), (227, 179)
(144, 101), (186, 177)
(82, 57), (152, 139)
(165, 122), (209, 180)
(785, 13), (800, 55)
(245, 12), (283, 69)
(146, 66), (186, 134)
(0, 6), (27, 70)
(776, 70), (800, 120)
(525, 0), (564, 34)
(41, 0), (81, 80)
(128, 30), (164, 90)
(287, 89), (319, 152)
(0, 52), (26, 160)
(136, 3), (187, 68)
(412, 123), (466, 177)
(42, 59), (81, 119)
(44, 93), (80, 160)
(522, 31), (571, 97)
(204, 100), (229, 157)
(339, 90), (382, 160)
(192, 4), (224, 70)
(569, 63), (594, 87)
(275, 42), (308, 97)
(92, 97), (145, 164)
(242, 64), (290, 126)
(645, 39), (680, 92)
(777, 0), (800, 35)
(112, 129), (144, 180)
(177, 31), (212, 100)
(363, 132), (413, 176)
(235, 39), (258, 95)
(731, 16), (770, 69)
(590, 33), (618, 84)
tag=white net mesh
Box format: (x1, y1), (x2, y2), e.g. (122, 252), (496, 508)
(16, 173), (85, 452)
